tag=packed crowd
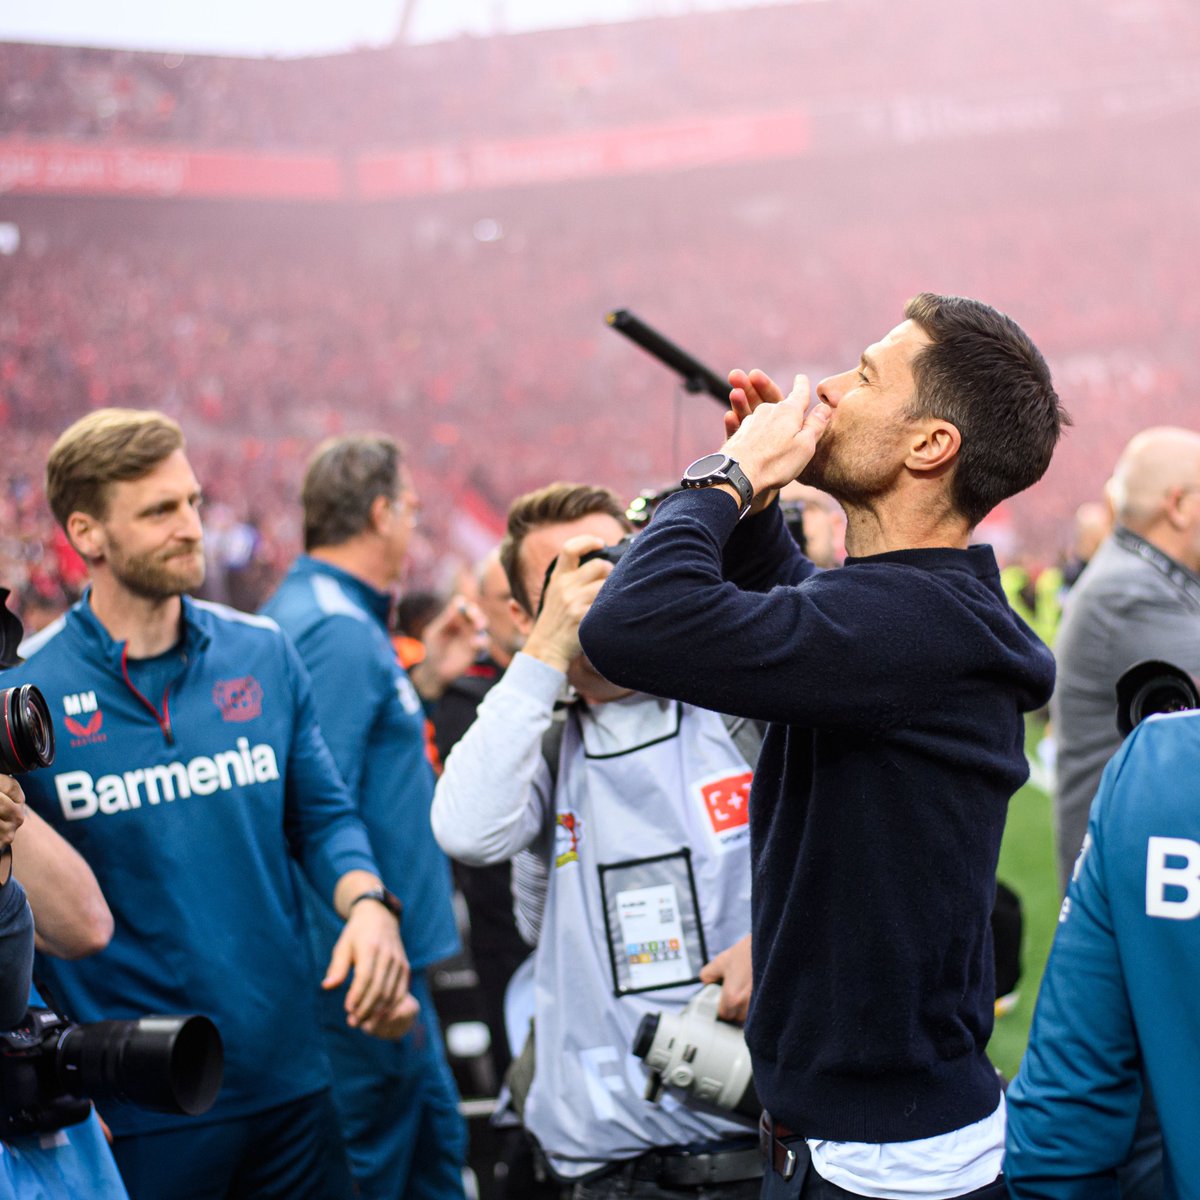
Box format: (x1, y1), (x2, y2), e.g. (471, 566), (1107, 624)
(2, 146), (1199, 625)
(1, 0), (1195, 151)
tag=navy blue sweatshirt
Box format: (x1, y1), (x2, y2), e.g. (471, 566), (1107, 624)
(580, 489), (1054, 1143)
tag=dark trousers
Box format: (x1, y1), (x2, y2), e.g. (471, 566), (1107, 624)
(759, 1136), (1006, 1200)
(111, 1088), (354, 1200)
(573, 1166), (761, 1199)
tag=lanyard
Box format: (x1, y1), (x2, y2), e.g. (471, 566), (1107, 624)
(1112, 526), (1200, 606)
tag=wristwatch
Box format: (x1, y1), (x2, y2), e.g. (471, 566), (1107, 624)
(349, 887), (404, 924)
(680, 453), (755, 518)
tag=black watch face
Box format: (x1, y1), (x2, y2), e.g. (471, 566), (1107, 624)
(685, 453), (729, 481)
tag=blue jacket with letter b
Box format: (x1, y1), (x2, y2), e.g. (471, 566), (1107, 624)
(0, 595), (380, 1136)
(1007, 710), (1200, 1199)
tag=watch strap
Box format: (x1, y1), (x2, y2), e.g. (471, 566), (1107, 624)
(723, 461), (755, 516)
(349, 887), (403, 923)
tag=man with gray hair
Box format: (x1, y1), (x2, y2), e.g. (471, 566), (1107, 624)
(1053, 426), (1200, 890)
(263, 434), (483, 1200)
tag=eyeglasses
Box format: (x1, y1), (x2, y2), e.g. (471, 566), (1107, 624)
(392, 489), (421, 527)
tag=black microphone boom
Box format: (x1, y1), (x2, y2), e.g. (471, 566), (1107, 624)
(606, 310), (729, 406)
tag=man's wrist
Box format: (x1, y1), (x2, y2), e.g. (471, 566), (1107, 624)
(349, 887), (403, 923)
(520, 633), (573, 675)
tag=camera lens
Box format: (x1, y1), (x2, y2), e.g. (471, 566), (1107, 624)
(56, 1014), (223, 1117)
(0, 685), (55, 774)
(1117, 661), (1200, 736)
(632, 1013), (660, 1060)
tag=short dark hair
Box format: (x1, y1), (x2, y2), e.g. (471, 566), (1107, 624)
(46, 408), (185, 527)
(903, 293), (1070, 528)
(500, 482), (631, 614)
(302, 435), (401, 551)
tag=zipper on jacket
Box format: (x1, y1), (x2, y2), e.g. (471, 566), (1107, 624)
(120, 644), (175, 745)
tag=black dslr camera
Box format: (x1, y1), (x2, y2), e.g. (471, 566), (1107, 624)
(536, 536), (635, 617)
(0, 586), (56, 889)
(0, 1008), (223, 1136)
(0, 588), (224, 1136)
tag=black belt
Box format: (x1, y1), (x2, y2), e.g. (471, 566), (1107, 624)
(613, 1142), (764, 1188)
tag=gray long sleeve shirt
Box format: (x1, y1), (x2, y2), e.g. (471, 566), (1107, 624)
(1052, 526), (1200, 890)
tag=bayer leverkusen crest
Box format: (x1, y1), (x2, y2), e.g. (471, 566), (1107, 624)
(212, 677), (263, 723)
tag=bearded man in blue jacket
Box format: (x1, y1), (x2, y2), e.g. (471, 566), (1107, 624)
(1, 408), (414, 1200)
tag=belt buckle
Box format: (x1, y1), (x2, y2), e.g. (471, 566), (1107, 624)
(780, 1143), (797, 1182)
(758, 1113), (798, 1181)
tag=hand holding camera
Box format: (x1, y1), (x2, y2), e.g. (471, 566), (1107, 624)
(523, 536), (625, 674)
(0, 684), (56, 889)
(0, 777), (24, 856)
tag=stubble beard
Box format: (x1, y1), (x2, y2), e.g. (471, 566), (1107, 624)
(110, 544), (206, 601)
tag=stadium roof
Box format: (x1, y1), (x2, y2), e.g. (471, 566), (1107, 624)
(0, 0), (813, 57)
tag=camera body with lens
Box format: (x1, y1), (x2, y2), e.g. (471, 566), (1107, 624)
(632, 983), (759, 1119)
(537, 535), (635, 617)
(0, 1004), (223, 1137)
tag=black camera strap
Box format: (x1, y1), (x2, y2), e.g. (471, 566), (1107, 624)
(1113, 525), (1200, 606)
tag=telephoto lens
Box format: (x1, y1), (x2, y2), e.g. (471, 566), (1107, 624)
(57, 1013), (224, 1116)
(1, 1009), (224, 1137)
(0, 684), (55, 775)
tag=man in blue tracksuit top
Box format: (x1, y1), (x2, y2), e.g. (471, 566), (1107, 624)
(1007, 707), (1200, 1198)
(580, 295), (1067, 1198)
(1, 408), (414, 1200)
(263, 434), (475, 1200)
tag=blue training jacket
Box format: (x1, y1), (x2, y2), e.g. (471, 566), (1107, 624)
(262, 556), (458, 976)
(1007, 710), (1200, 1199)
(0, 594), (380, 1136)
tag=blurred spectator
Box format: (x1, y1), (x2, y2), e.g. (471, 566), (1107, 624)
(778, 483), (844, 567)
(434, 548), (529, 1082)
(1053, 426), (1200, 888)
(1060, 499), (1114, 591)
(263, 434), (481, 1200)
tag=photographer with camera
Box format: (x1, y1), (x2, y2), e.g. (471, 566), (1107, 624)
(580, 295), (1067, 1197)
(0, 776), (31, 1030)
(1, 409), (413, 1200)
(1007, 701), (1200, 1197)
(432, 482), (763, 1198)
(1, 803), (130, 1200)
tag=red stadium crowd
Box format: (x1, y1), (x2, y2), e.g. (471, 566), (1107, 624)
(2, 0), (1195, 151)
(2, 0), (1199, 631)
